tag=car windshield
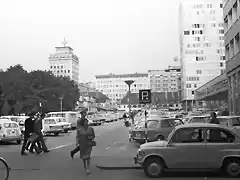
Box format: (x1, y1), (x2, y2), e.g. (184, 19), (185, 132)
(167, 128), (176, 141)
(3, 123), (18, 128)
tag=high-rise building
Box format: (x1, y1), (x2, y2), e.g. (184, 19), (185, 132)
(179, 0), (225, 110)
(95, 73), (150, 105)
(49, 39), (79, 82)
(223, 0), (240, 115)
(149, 66), (181, 93)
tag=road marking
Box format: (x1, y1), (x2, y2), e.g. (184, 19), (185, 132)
(49, 143), (74, 150)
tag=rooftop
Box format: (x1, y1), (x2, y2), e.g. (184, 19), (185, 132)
(95, 73), (148, 79)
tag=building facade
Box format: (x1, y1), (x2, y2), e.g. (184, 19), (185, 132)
(149, 66), (181, 92)
(95, 73), (150, 105)
(224, 0), (240, 115)
(49, 42), (79, 83)
(179, 0), (225, 111)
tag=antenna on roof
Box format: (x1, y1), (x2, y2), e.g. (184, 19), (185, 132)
(62, 37), (68, 47)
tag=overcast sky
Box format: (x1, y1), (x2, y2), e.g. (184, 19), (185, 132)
(0, 0), (182, 82)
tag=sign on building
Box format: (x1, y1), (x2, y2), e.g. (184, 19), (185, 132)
(139, 90), (151, 104)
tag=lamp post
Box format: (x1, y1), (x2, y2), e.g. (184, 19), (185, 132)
(59, 96), (63, 112)
(124, 80), (135, 124)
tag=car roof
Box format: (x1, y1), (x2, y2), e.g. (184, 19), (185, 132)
(44, 117), (62, 119)
(191, 115), (210, 117)
(218, 116), (240, 118)
(0, 119), (18, 124)
(176, 123), (224, 129)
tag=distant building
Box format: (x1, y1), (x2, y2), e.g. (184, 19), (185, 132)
(95, 73), (150, 105)
(149, 66), (181, 92)
(179, 0), (225, 111)
(49, 39), (79, 83)
(224, 0), (240, 115)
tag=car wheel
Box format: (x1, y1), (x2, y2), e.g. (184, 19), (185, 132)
(224, 159), (240, 177)
(54, 132), (59, 136)
(156, 135), (164, 141)
(144, 157), (164, 178)
(16, 140), (22, 145)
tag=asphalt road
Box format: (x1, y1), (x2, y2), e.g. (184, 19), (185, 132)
(0, 121), (237, 180)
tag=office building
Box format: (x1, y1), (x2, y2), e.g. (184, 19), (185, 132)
(179, 0), (225, 110)
(49, 40), (79, 82)
(224, 0), (240, 115)
(95, 73), (150, 105)
(149, 66), (181, 92)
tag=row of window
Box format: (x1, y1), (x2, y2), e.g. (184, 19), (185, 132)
(187, 76), (200, 81)
(184, 29), (224, 36)
(52, 70), (71, 73)
(224, 0), (240, 34)
(193, 3), (222, 9)
(185, 49), (204, 54)
(225, 33), (240, 60)
(186, 84), (198, 88)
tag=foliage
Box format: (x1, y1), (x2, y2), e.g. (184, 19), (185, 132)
(0, 65), (80, 115)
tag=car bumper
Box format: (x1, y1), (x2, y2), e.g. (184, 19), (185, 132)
(134, 155), (143, 166)
(0, 136), (22, 142)
(45, 130), (61, 133)
(62, 126), (71, 131)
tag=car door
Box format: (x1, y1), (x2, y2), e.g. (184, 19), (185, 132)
(147, 120), (161, 141)
(204, 128), (240, 168)
(164, 127), (207, 169)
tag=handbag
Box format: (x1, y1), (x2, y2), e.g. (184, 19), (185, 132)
(28, 133), (39, 143)
(87, 140), (97, 147)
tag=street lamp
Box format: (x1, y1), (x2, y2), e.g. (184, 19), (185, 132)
(124, 80), (135, 124)
(59, 96), (63, 112)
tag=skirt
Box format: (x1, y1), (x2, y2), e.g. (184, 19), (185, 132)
(80, 146), (92, 159)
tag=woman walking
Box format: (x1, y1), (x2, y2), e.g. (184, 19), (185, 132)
(76, 117), (96, 175)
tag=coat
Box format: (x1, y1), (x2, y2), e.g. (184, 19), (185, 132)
(24, 117), (35, 134)
(34, 118), (43, 134)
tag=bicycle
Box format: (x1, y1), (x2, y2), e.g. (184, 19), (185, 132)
(0, 157), (10, 180)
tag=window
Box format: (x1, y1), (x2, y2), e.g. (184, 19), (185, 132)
(233, 2), (238, 23)
(147, 120), (160, 128)
(184, 31), (190, 35)
(206, 129), (235, 143)
(220, 56), (225, 60)
(219, 29), (224, 34)
(194, 84), (197, 88)
(220, 62), (223, 67)
(226, 44), (230, 61)
(220, 3), (223, 8)
(172, 128), (204, 143)
(230, 39), (234, 57)
(68, 70), (70, 73)
(235, 34), (240, 54)
(196, 70), (202, 74)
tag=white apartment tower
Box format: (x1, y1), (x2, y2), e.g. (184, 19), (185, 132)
(49, 39), (79, 82)
(179, 0), (225, 110)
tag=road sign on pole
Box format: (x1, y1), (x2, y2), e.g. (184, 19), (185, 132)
(139, 89), (151, 104)
(139, 89), (151, 144)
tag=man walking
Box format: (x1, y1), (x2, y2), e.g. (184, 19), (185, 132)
(34, 113), (50, 153)
(21, 112), (41, 155)
(70, 110), (87, 158)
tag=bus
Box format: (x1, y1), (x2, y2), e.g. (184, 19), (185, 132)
(46, 111), (79, 129)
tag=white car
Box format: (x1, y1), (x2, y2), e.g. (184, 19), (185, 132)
(42, 118), (63, 136)
(0, 119), (22, 144)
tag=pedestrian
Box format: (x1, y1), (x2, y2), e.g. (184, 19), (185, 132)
(209, 112), (219, 124)
(76, 117), (96, 175)
(34, 113), (50, 153)
(209, 112), (221, 141)
(70, 110), (88, 158)
(21, 112), (41, 155)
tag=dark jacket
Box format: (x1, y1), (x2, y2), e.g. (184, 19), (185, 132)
(34, 118), (43, 134)
(24, 117), (35, 134)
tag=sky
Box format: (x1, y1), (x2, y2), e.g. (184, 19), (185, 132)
(0, 0), (182, 82)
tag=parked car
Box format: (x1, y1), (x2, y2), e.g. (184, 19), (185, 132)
(0, 119), (22, 144)
(95, 114), (106, 123)
(87, 115), (101, 126)
(132, 117), (183, 144)
(217, 116), (240, 134)
(42, 118), (63, 136)
(187, 115), (211, 123)
(134, 123), (240, 178)
(54, 117), (72, 133)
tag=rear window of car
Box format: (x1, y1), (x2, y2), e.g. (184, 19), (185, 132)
(3, 123), (18, 128)
(44, 119), (56, 124)
(190, 117), (210, 123)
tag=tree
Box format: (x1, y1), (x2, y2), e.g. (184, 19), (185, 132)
(0, 65), (80, 114)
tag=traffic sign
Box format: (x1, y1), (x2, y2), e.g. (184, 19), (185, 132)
(139, 89), (151, 104)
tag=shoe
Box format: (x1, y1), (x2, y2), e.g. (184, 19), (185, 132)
(36, 150), (43, 155)
(86, 170), (91, 175)
(44, 150), (50, 153)
(70, 151), (74, 159)
(29, 150), (34, 154)
(21, 152), (28, 156)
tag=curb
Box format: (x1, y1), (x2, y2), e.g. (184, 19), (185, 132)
(96, 165), (142, 170)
